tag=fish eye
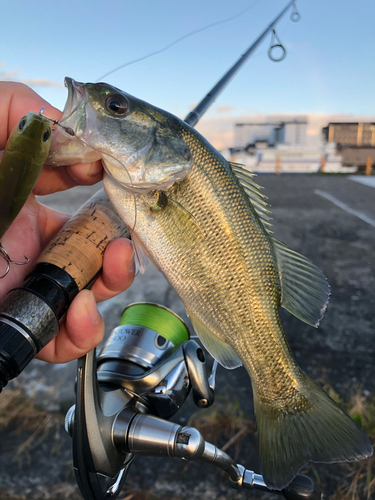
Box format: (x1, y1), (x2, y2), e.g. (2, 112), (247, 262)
(105, 95), (128, 115)
(19, 117), (27, 130)
(43, 129), (51, 142)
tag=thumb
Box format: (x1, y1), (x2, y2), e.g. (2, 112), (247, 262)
(36, 290), (104, 363)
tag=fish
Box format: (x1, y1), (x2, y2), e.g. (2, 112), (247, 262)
(0, 112), (52, 277)
(0, 112), (52, 239)
(48, 78), (373, 490)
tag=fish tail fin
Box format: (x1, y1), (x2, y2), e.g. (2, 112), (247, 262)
(254, 372), (373, 490)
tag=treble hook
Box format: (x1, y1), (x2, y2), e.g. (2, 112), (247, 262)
(0, 243), (30, 279)
(268, 29), (286, 62)
(290, 1), (301, 22)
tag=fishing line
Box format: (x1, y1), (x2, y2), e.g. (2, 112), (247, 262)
(96, 0), (265, 81)
(120, 303), (189, 345)
(51, 120), (139, 235)
(55, 122), (149, 274)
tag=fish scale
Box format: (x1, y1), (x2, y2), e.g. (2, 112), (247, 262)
(48, 79), (373, 490)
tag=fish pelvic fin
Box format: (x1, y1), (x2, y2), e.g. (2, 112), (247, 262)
(254, 372), (373, 490)
(130, 231), (149, 274)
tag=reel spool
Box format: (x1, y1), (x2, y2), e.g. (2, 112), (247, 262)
(97, 302), (189, 380)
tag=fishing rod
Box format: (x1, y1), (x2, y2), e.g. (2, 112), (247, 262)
(185, 0), (300, 126)
(0, 0), (300, 393)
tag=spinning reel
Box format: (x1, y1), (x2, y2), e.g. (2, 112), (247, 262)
(65, 302), (321, 500)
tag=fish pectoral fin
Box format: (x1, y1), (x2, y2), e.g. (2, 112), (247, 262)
(130, 231), (149, 274)
(272, 237), (330, 327)
(169, 197), (204, 236)
(150, 192), (204, 245)
(187, 311), (242, 369)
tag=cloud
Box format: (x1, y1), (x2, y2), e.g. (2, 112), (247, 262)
(0, 70), (18, 77)
(216, 105), (234, 114)
(0, 65), (63, 88)
(19, 78), (64, 87)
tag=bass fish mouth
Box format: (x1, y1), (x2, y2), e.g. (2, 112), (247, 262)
(47, 77), (100, 166)
(61, 77), (87, 125)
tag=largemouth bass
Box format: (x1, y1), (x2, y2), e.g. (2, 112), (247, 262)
(48, 78), (372, 490)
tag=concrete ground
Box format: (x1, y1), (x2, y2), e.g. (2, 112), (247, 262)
(0, 174), (374, 499)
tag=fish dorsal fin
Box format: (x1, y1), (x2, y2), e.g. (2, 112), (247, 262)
(131, 231), (149, 274)
(229, 162), (273, 230)
(187, 310), (242, 369)
(272, 238), (330, 327)
(230, 163), (329, 327)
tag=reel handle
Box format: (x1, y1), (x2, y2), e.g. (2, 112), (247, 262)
(0, 188), (129, 391)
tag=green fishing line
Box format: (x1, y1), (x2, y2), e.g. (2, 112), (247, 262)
(119, 303), (189, 346)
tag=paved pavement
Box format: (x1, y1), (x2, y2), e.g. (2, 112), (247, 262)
(1, 174), (374, 499)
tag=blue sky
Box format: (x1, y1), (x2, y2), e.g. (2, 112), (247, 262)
(1, 0), (374, 147)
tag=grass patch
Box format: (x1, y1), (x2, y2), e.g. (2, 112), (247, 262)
(314, 381), (375, 500)
(187, 396), (255, 462)
(0, 483), (82, 500)
(0, 382), (64, 464)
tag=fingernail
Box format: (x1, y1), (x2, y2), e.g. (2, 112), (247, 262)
(84, 290), (100, 324)
(89, 160), (103, 177)
(125, 245), (135, 273)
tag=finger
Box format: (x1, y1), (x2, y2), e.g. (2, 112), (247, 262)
(36, 290), (104, 363)
(0, 196), (70, 300)
(91, 238), (135, 303)
(0, 82), (61, 149)
(33, 161), (103, 195)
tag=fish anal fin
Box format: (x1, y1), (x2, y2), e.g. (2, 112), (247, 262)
(272, 238), (330, 327)
(187, 310), (242, 369)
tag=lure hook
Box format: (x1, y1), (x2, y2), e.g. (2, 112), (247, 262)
(39, 106), (59, 126)
(40, 109), (75, 136)
(268, 29), (286, 62)
(290, 1), (301, 22)
(0, 243), (29, 279)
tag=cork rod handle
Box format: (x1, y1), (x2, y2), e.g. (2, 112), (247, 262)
(37, 188), (130, 290)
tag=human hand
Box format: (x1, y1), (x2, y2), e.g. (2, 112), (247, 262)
(0, 82), (135, 363)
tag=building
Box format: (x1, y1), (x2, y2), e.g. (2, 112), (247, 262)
(234, 117), (307, 151)
(322, 122), (375, 168)
(230, 116), (348, 174)
(322, 122), (375, 147)
(322, 122), (375, 170)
